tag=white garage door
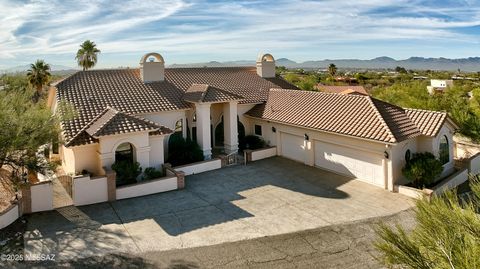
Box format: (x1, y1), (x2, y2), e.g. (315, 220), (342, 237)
(314, 140), (384, 186)
(280, 132), (305, 163)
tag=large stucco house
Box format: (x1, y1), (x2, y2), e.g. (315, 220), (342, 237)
(48, 52), (458, 192)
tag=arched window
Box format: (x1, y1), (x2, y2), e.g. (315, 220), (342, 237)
(439, 135), (449, 164)
(115, 142), (134, 163)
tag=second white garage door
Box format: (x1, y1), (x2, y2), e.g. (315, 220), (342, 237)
(280, 132), (305, 163)
(314, 140), (385, 187)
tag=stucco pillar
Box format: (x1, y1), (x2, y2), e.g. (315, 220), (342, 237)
(99, 152), (115, 172)
(195, 103), (212, 159)
(136, 146), (151, 169)
(223, 101), (239, 154)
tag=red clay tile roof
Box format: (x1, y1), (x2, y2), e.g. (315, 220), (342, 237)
(316, 85), (368, 95)
(56, 67), (298, 147)
(66, 107), (172, 146)
(184, 84), (244, 103)
(405, 108), (449, 137)
(246, 89), (450, 144)
(86, 107), (171, 137)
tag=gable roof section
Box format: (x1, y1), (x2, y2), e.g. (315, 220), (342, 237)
(56, 67), (298, 147)
(183, 84), (244, 103)
(66, 107), (172, 146)
(405, 108), (449, 137)
(370, 98), (422, 142)
(246, 89), (449, 144)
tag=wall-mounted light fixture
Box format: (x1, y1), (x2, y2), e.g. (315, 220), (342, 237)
(272, 127), (276, 133)
(384, 151), (389, 159)
(304, 134), (309, 141)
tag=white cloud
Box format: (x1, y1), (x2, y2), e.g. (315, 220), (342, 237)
(0, 0), (479, 66)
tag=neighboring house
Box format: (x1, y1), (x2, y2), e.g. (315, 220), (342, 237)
(315, 85), (368, 95)
(427, 79), (453, 94)
(48, 52), (457, 192)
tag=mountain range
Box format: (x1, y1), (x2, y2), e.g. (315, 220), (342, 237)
(169, 57), (480, 72)
(0, 64), (77, 74)
(3, 57), (480, 73)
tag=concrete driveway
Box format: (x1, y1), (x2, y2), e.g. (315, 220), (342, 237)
(24, 157), (413, 261)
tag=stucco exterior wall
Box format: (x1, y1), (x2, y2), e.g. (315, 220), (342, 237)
(61, 144), (100, 175)
(434, 124), (456, 177)
(390, 139), (417, 185)
(174, 158), (222, 176)
(61, 145), (76, 175)
(0, 204), (19, 230)
(143, 110), (187, 158)
(149, 135), (166, 169)
(249, 119), (387, 155)
(73, 175), (108, 206)
(99, 132), (151, 171)
(238, 104), (256, 133)
(116, 176), (178, 200)
(31, 182), (53, 213)
(250, 147), (277, 161)
(143, 110), (187, 136)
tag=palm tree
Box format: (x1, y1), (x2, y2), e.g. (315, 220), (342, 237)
(76, 40), (101, 71)
(27, 60), (51, 101)
(328, 63), (337, 77)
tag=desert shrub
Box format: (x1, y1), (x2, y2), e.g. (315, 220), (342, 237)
(167, 136), (204, 166)
(111, 161), (142, 186)
(402, 152), (443, 188)
(375, 176), (480, 268)
(239, 135), (266, 150)
(143, 167), (164, 180)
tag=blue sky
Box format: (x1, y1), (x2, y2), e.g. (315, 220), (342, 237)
(0, 0), (479, 69)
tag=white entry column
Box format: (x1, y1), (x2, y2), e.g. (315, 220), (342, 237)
(223, 101), (238, 154)
(195, 103), (212, 159)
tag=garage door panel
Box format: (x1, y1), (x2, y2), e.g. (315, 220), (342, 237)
(280, 133), (305, 163)
(314, 140), (384, 186)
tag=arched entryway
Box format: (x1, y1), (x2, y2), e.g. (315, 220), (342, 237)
(214, 116), (245, 150)
(115, 142), (135, 164)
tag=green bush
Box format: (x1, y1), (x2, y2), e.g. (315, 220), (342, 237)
(167, 135), (204, 166)
(375, 176), (480, 268)
(143, 167), (164, 180)
(402, 152), (443, 188)
(239, 135), (266, 150)
(111, 161), (142, 186)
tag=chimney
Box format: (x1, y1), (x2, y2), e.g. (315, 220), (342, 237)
(256, 53), (275, 78)
(140, 52), (165, 83)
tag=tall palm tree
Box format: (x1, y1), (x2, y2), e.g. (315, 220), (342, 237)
(27, 60), (51, 101)
(76, 40), (101, 71)
(328, 63), (337, 77)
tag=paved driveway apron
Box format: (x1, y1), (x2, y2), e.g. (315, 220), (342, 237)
(24, 157), (413, 261)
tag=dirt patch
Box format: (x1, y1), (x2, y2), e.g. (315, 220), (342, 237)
(0, 168), (15, 212)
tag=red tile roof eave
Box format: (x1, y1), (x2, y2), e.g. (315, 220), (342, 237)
(91, 129), (158, 139)
(183, 99), (243, 105)
(243, 114), (398, 145)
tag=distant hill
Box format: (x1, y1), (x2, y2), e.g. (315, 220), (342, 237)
(168, 57), (480, 71)
(0, 64), (77, 74)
